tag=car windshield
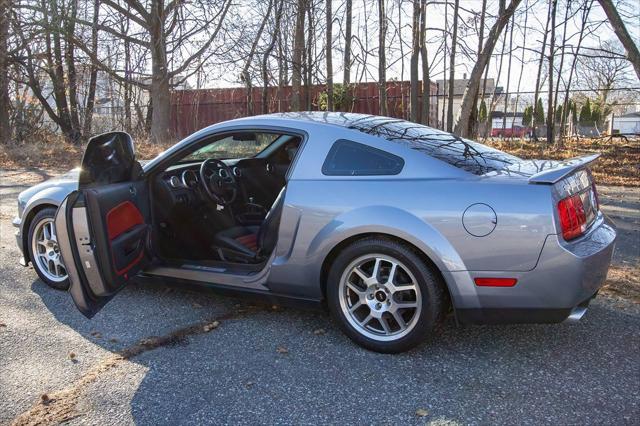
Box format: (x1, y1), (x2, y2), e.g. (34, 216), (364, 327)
(181, 133), (279, 162)
(345, 116), (522, 175)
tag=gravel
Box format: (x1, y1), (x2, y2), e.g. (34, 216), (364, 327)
(1, 169), (638, 425)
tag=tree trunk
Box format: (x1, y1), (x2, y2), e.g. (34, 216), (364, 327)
(291, 0), (307, 111)
(82, 0), (100, 139)
(419, 0), (430, 125)
(325, 0), (334, 111)
(468, 0), (487, 137)
(377, 0), (387, 115)
(343, 0), (352, 86)
(553, 0), (569, 147)
(304, 3), (313, 110)
(560, 0), (592, 141)
(531, 0), (551, 140)
(149, 0), (171, 144)
(446, 0), (459, 132)
(262, 0), (283, 114)
(64, 0), (81, 140)
(546, 0), (557, 144)
(454, 0), (521, 137)
(510, 2), (528, 134)
(502, 14), (514, 136)
(410, 0), (420, 122)
(440, 0), (448, 129)
(0, 0), (10, 144)
(242, 0), (273, 116)
(597, 0), (640, 80)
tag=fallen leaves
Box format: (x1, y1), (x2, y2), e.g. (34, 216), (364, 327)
(90, 331), (102, 339)
(68, 352), (76, 360)
(203, 321), (220, 332)
(415, 408), (429, 417)
(313, 328), (326, 336)
(276, 346), (289, 354)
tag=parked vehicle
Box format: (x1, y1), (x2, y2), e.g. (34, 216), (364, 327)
(13, 112), (616, 353)
(490, 125), (532, 138)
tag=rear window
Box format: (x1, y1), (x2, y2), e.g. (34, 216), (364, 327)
(346, 117), (521, 175)
(322, 139), (404, 176)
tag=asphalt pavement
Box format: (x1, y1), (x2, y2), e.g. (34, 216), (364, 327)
(1, 169), (638, 425)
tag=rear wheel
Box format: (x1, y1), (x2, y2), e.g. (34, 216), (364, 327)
(327, 237), (446, 353)
(27, 208), (69, 290)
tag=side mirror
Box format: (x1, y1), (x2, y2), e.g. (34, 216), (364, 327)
(79, 132), (137, 188)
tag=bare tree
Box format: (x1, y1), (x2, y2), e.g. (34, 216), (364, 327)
(378, 0), (388, 115)
(343, 0), (353, 86)
(241, 0), (273, 116)
(597, 0), (640, 80)
(445, 0), (459, 132)
(0, 0), (10, 143)
(409, 0), (420, 122)
(454, 0), (522, 137)
(291, 0), (307, 111)
(326, 0), (334, 110)
(419, 0), (430, 125)
(262, 0), (284, 114)
(546, 0), (557, 143)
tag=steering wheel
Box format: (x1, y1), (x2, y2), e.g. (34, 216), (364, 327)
(199, 159), (237, 205)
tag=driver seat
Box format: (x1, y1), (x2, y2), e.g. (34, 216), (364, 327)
(213, 188), (285, 262)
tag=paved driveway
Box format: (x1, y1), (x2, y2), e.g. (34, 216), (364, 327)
(1, 169), (638, 425)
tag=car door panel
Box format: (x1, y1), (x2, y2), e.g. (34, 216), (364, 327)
(55, 132), (151, 318)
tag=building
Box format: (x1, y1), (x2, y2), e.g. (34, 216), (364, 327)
(606, 112), (640, 135)
(490, 111), (531, 137)
(436, 76), (503, 130)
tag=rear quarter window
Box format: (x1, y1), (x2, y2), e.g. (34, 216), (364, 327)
(322, 139), (404, 176)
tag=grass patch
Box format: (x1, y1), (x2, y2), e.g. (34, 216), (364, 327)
(601, 266), (640, 304)
(0, 133), (173, 171)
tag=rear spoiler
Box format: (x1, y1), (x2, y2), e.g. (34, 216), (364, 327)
(528, 154), (600, 184)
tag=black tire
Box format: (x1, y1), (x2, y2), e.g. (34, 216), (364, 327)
(27, 207), (70, 290)
(326, 237), (446, 353)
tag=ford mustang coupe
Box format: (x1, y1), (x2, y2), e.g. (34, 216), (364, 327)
(13, 112), (616, 353)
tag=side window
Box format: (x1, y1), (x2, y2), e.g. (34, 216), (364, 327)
(322, 140), (404, 176)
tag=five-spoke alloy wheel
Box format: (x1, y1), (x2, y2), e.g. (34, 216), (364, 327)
(27, 208), (69, 290)
(327, 237), (446, 353)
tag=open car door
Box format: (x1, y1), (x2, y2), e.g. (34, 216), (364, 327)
(55, 132), (151, 318)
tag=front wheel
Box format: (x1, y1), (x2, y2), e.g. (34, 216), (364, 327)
(327, 237), (446, 353)
(27, 207), (69, 290)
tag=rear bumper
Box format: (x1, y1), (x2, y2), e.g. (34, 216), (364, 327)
(449, 215), (616, 324)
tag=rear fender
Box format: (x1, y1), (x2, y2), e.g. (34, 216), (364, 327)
(306, 206), (467, 304)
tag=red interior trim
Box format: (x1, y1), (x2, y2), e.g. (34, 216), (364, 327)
(106, 201), (144, 241)
(236, 233), (258, 251)
(112, 248), (144, 277)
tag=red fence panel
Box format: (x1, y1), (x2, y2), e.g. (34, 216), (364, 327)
(170, 81), (439, 138)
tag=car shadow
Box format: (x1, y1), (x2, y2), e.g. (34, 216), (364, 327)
(31, 278), (640, 424)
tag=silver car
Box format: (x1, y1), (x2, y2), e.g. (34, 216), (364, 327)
(13, 112), (616, 353)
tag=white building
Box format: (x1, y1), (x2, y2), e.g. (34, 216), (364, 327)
(606, 112), (640, 135)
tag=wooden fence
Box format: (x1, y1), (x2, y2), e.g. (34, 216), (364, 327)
(170, 81), (439, 138)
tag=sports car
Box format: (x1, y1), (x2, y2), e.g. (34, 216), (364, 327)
(13, 112), (616, 353)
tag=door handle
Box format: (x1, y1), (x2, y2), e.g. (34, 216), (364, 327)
(129, 186), (137, 197)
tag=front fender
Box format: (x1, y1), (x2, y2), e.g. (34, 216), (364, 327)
(20, 186), (69, 260)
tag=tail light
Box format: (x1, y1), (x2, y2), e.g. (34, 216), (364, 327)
(558, 193), (587, 240)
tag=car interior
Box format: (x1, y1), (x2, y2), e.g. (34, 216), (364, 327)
(149, 131), (302, 268)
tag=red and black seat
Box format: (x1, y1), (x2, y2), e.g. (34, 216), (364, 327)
(213, 188), (285, 261)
